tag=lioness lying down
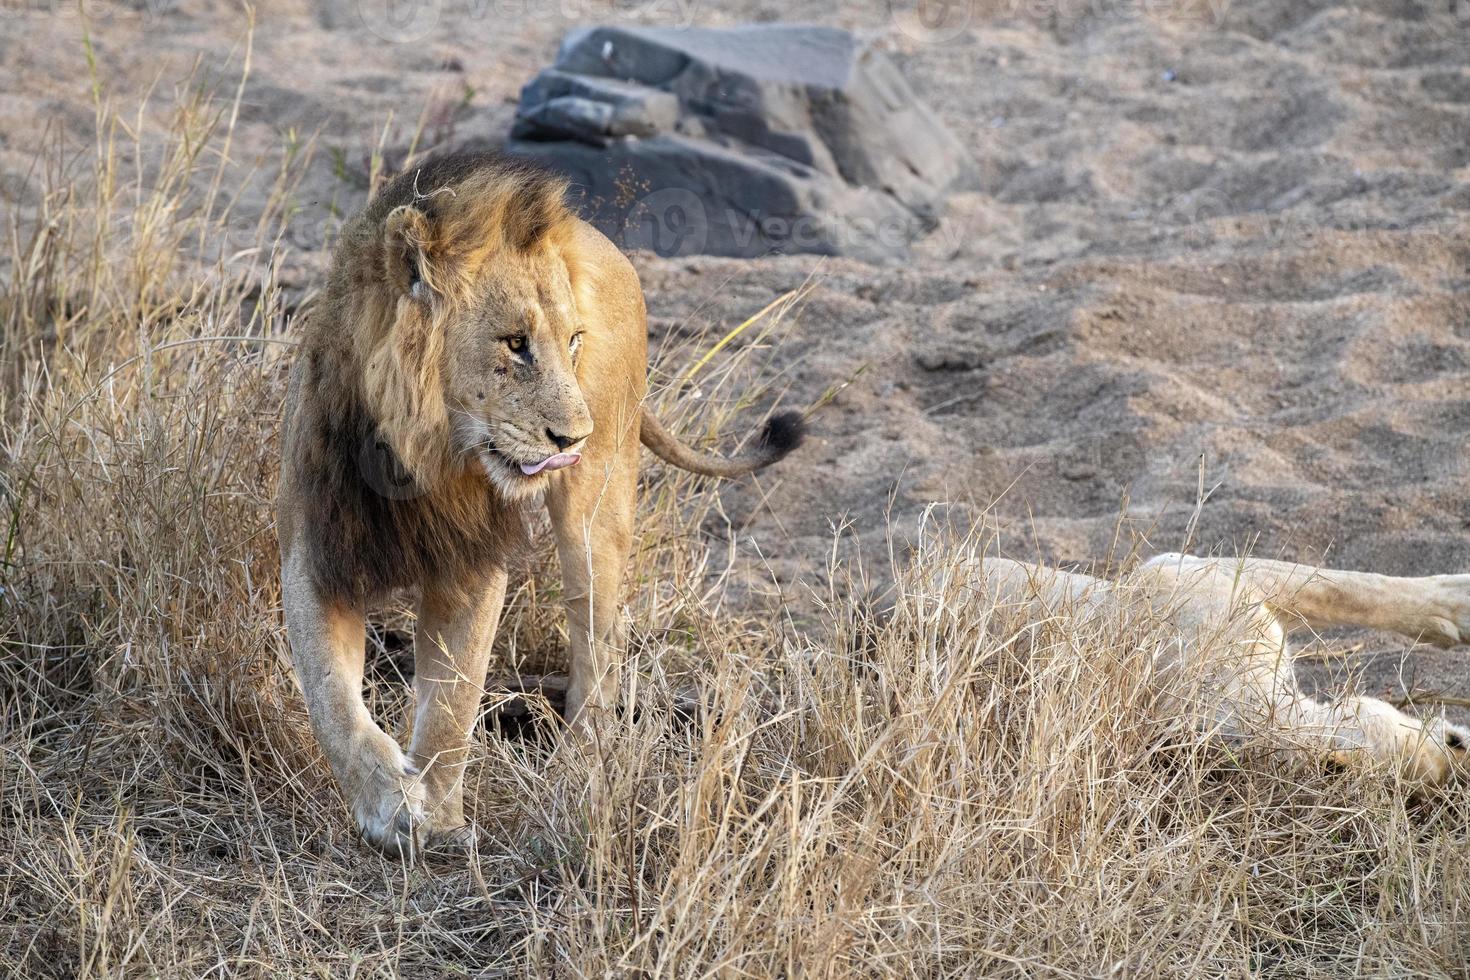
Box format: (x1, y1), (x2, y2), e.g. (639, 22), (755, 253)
(966, 552), (1470, 786)
(276, 153), (803, 855)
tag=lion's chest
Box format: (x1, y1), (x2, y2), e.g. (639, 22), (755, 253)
(301, 409), (527, 604)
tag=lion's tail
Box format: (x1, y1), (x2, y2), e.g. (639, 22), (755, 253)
(639, 406), (806, 479)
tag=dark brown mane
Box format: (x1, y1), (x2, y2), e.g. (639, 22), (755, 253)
(292, 344), (529, 606)
(286, 152), (559, 605)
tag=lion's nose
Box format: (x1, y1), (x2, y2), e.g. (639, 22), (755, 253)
(547, 426), (590, 451)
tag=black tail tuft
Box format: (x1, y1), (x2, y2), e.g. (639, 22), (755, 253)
(757, 411), (807, 461)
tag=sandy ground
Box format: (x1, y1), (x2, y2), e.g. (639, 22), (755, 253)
(5, 0), (1470, 707)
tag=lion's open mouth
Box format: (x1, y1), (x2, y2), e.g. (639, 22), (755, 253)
(482, 448), (581, 479)
(516, 452), (581, 476)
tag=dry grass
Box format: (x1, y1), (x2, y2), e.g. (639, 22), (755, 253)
(4, 61), (1470, 980)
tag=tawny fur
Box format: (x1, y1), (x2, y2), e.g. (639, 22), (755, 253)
(276, 153), (804, 857)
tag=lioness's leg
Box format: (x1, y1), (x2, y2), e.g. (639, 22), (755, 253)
(1142, 553), (1470, 785)
(410, 567), (508, 839)
(972, 557), (1113, 620)
(1194, 649), (1469, 788)
(1144, 553), (1470, 648)
(1287, 694), (1470, 788)
(281, 548), (426, 856)
(547, 439), (639, 732)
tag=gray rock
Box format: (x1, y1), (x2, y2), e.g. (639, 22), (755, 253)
(506, 24), (974, 260)
(511, 71), (680, 144)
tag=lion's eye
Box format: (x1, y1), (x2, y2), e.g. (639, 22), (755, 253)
(569, 332), (584, 354)
(505, 335), (527, 353)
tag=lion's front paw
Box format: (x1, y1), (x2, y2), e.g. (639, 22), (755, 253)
(348, 737), (428, 859)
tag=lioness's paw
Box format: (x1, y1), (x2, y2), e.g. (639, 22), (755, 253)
(1431, 718), (1470, 770)
(1419, 575), (1470, 647)
(1400, 719), (1470, 789)
(349, 740), (428, 859)
(422, 822), (478, 856)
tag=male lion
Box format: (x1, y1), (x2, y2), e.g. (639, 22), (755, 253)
(961, 552), (1470, 786)
(276, 153), (803, 855)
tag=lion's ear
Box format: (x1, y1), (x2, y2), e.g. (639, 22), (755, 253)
(383, 205), (435, 299)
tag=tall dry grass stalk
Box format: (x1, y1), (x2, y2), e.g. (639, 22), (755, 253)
(3, 55), (1469, 980)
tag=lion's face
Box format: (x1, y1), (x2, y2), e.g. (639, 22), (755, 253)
(441, 249), (594, 501)
(363, 180), (598, 503)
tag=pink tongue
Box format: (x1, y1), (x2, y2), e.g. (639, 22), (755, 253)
(520, 452), (581, 476)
